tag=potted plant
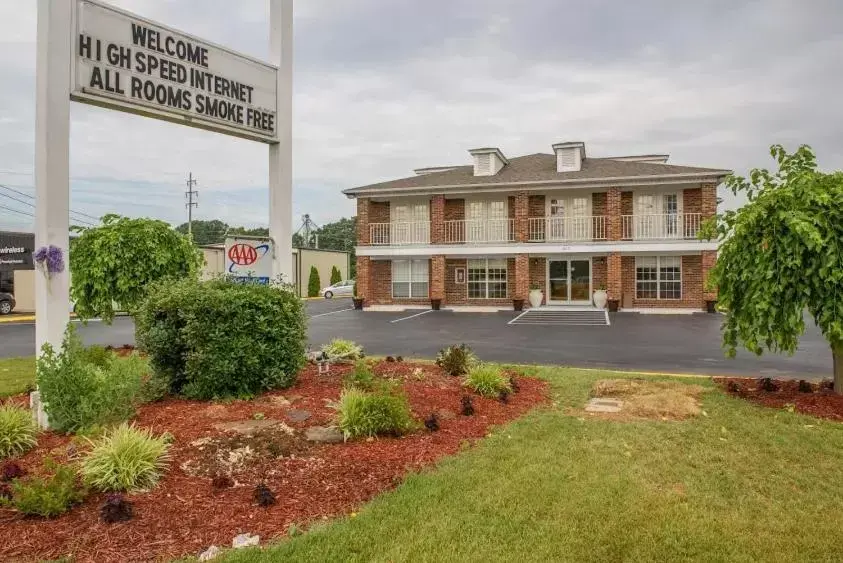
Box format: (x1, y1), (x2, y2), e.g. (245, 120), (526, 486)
(431, 298), (442, 310)
(607, 298), (620, 312)
(592, 285), (608, 310)
(528, 284), (543, 308)
(705, 299), (717, 313)
(352, 282), (364, 310)
(512, 298), (525, 311)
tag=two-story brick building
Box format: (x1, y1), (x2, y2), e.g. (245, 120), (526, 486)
(346, 141), (730, 312)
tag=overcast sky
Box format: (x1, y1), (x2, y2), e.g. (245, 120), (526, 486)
(1, 0), (841, 232)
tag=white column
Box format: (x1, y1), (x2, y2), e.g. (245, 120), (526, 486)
(269, 0), (293, 282)
(35, 0), (72, 353)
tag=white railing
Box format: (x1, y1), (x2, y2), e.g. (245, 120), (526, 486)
(444, 219), (514, 244)
(527, 216), (606, 242)
(369, 221), (431, 245)
(622, 213), (701, 240)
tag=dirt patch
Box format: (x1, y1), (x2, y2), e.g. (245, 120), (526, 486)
(0, 361), (549, 563)
(718, 377), (843, 421)
(586, 379), (704, 420)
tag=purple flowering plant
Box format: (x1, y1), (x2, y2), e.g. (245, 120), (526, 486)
(33, 245), (65, 277)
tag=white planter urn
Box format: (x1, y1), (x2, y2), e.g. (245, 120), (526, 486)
(528, 289), (544, 308)
(593, 289), (608, 310)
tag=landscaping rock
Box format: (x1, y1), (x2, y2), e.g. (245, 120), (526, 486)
(198, 545), (222, 561)
(213, 419), (294, 436)
(305, 426), (344, 443)
(285, 409), (312, 423)
(585, 398), (624, 413)
(232, 533), (260, 549)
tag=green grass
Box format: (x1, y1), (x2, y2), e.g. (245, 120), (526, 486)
(223, 366), (843, 563)
(0, 357), (35, 397)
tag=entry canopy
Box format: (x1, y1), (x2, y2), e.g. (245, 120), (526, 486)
(71, 0), (279, 143)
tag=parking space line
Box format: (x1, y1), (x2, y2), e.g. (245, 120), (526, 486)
(390, 309), (435, 323)
(309, 307), (354, 319)
(507, 311), (529, 325)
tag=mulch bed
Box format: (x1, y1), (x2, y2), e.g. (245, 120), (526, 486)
(717, 377), (843, 421)
(0, 360), (548, 562)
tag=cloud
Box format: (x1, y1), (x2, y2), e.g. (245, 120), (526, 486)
(1, 0), (840, 232)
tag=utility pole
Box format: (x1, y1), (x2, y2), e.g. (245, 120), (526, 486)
(185, 172), (198, 236)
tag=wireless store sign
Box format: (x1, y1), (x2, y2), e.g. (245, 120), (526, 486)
(71, 0), (279, 142)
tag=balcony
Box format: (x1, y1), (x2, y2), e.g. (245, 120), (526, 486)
(527, 216), (606, 242)
(444, 219), (514, 244)
(369, 221), (430, 245)
(622, 213), (701, 240)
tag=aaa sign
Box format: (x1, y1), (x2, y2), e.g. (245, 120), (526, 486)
(225, 238), (273, 284)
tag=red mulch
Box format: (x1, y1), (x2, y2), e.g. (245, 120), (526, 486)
(0, 361), (548, 562)
(717, 377), (843, 421)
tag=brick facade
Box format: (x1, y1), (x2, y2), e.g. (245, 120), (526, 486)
(514, 254), (529, 300)
(606, 188), (622, 241)
(528, 195), (545, 217)
(592, 192), (606, 217)
(592, 256), (607, 291)
(528, 257), (547, 305)
(607, 252), (622, 300)
(683, 187), (701, 215)
(444, 198), (465, 221)
(443, 258), (516, 306)
(701, 182), (717, 217)
(701, 250), (717, 301)
(620, 255), (705, 309)
(431, 255), (445, 300)
(431, 195), (445, 244)
(514, 192), (529, 242)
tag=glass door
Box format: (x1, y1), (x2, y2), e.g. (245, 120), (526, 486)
(547, 258), (591, 303)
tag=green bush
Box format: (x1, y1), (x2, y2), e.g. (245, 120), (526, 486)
(0, 405), (38, 459)
(464, 364), (511, 398)
(79, 345), (113, 369)
(330, 265), (342, 285)
(135, 278), (307, 400)
(80, 423), (171, 492)
(436, 344), (478, 376)
(321, 338), (363, 361)
(308, 266), (321, 297)
(4, 459), (85, 517)
(333, 387), (415, 440)
(36, 326), (149, 432)
(343, 360), (376, 391)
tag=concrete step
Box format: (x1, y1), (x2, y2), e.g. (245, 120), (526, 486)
(509, 309), (610, 326)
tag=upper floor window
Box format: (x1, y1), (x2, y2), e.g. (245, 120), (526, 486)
(466, 200), (509, 242)
(391, 203), (428, 223)
(549, 196), (589, 217)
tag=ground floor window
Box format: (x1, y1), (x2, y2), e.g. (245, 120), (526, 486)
(392, 259), (429, 298)
(636, 256), (681, 299)
(467, 258), (507, 299)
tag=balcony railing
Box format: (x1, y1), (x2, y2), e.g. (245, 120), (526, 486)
(369, 221), (430, 245)
(622, 213), (701, 240)
(444, 219), (514, 244)
(527, 216), (606, 242)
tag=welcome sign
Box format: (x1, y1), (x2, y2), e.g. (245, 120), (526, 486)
(71, 0), (279, 142)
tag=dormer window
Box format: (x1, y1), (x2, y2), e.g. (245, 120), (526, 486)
(552, 141), (586, 172)
(468, 147), (508, 176)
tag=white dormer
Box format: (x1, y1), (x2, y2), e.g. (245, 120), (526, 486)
(552, 141), (586, 172)
(468, 147), (508, 176)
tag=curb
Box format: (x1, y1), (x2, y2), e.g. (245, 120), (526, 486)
(0, 315), (37, 324)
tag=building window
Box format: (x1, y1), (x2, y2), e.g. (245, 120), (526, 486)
(392, 259), (428, 299)
(636, 256), (682, 299)
(467, 258), (507, 299)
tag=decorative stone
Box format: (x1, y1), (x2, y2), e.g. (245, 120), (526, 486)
(213, 420), (294, 435)
(285, 409), (312, 423)
(585, 398), (623, 413)
(305, 426), (344, 443)
(232, 533), (260, 549)
(198, 545), (222, 561)
(265, 395), (291, 407)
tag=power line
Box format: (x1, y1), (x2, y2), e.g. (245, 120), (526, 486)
(0, 204), (34, 218)
(0, 187), (97, 227)
(0, 183), (100, 224)
(185, 172), (198, 236)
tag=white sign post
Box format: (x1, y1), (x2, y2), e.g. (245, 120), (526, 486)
(34, 0), (293, 427)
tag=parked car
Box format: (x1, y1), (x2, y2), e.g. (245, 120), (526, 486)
(321, 280), (355, 299)
(0, 292), (15, 315)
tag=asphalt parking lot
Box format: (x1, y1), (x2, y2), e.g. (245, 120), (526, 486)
(0, 298), (833, 379)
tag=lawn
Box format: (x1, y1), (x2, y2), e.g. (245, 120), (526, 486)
(0, 356), (35, 397)
(220, 366), (843, 563)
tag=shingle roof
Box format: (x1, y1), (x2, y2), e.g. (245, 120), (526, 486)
(344, 153), (731, 196)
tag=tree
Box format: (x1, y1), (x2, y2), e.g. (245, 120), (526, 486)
(316, 217), (356, 278)
(708, 145), (843, 391)
(175, 219), (229, 246)
(330, 265), (342, 285)
(307, 265), (321, 297)
(228, 226), (269, 238)
(70, 215), (203, 322)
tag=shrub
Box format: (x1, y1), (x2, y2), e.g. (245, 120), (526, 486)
(333, 387), (415, 440)
(79, 424), (171, 492)
(321, 338), (363, 361)
(307, 266), (321, 297)
(100, 493), (134, 523)
(135, 278), (307, 400)
(5, 459), (85, 517)
(2, 461), (26, 481)
(344, 360), (376, 390)
(253, 483), (276, 507)
(37, 326), (149, 432)
(435, 344), (478, 376)
(330, 265), (342, 285)
(0, 405), (38, 459)
(461, 395), (475, 416)
(79, 345), (113, 369)
(464, 365), (512, 398)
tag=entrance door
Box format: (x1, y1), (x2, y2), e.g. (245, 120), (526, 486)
(547, 258), (591, 303)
